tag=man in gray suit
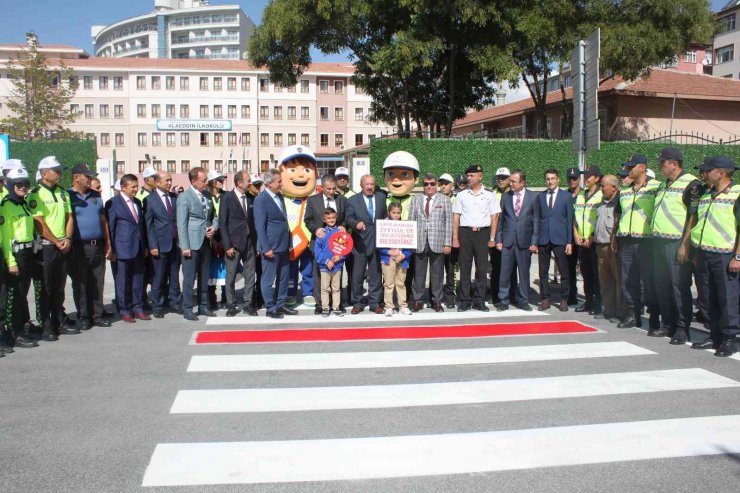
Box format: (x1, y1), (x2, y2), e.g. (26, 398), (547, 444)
(495, 169), (539, 311)
(408, 172), (452, 312)
(177, 167), (218, 321)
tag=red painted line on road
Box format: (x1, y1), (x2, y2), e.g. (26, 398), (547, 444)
(194, 321), (597, 345)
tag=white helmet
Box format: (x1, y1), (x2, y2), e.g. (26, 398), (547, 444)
(382, 151), (419, 172)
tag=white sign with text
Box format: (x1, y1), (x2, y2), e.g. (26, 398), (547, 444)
(375, 219), (417, 249)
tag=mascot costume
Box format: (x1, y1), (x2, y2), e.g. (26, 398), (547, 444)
(383, 151), (419, 218)
(278, 145), (318, 306)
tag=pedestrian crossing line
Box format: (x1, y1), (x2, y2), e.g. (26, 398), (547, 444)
(186, 341), (654, 372)
(205, 307), (547, 326)
(141, 414), (740, 486)
(191, 320), (600, 345)
(169, 368), (737, 414)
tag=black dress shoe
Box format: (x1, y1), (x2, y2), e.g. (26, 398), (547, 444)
(669, 336), (688, 345)
(457, 304), (470, 312)
(648, 313), (661, 330)
(184, 312), (199, 322)
(575, 304), (592, 313)
(715, 339), (737, 357)
(496, 304), (509, 312)
(78, 320), (92, 331)
(101, 310), (115, 318)
(94, 318), (112, 327)
(617, 315), (638, 329)
(608, 317), (621, 324)
(691, 338), (717, 350)
(198, 307), (217, 317)
(153, 312), (165, 319)
(516, 303), (533, 312)
(15, 335), (39, 348)
(266, 311), (284, 319)
(169, 306), (183, 315)
(445, 302), (456, 309)
(243, 305), (258, 316)
(0, 343), (14, 354)
(58, 325), (81, 335)
(226, 307), (239, 317)
(314, 306), (323, 315)
(473, 303), (490, 312)
(647, 329), (668, 337)
(278, 307), (298, 316)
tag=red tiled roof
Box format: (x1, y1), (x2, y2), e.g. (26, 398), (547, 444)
(0, 43), (85, 51)
(455, 69), (740, 128)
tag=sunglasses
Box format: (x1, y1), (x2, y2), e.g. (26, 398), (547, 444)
(14, 181), (30, 189)
(423, 181), (437, 186)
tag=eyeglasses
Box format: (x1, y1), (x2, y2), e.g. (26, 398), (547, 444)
(423, 182), (437, 186)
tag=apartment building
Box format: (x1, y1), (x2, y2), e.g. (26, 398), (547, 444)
(714, 1), (740, 79)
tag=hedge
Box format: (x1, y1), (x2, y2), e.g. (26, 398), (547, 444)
(369, 139), (740, 187)
(9, 139), (97, 189)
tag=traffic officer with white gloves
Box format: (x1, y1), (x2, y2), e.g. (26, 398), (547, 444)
(650, 147), (703, 345)
(27, 156), (80, 341)
(0, 166), (41, 349)
(689, 156), (740, 357)
(0, 159), (28, 336)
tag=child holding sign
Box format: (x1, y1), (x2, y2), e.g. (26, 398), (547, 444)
(314, 208), (350, 317)
(379, 203), (414, 316)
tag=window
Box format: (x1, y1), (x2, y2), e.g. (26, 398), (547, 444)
(181, 160), (191, 172)
(301, 133), (310, 146)
(199, 77), (209, 90)
(260, 160), (270, 172)
(355, 84), (365, 95)
(151, 104), (161, 118)
(274, 83), (283, 93)
(300, 80), (309, 93)
(320, 107), (329, 120)
(683, 50), (697, 63)
(214, 133), (223, 146)
(335, 134), (344, 147)
(166, 133), (176, 147)
(260, 133), (269, 146)
(114, 105), (124, 118)
(112, 76), (122, 90)
(320, 134), (329, 147)
(719, 13), (736, 33)
(215, 160), (224, 172)
(200, 160), (209, 171)
(288, 133), (296, 145)
(227, 77), (236, 91)
(152, 132), (161, 146)
(200, 105), (209, 118)
(355, 107), (364, 121)
(334, 80), (344, 94)
(319, 80), (329, 93)
(138, 161), (147, 173)
(214, 105), (223, 119)
(85, 133), (95, 142)
(241, 105), (250, 119)
(260, 106), (269, 119)
(301, 106), (310, 120)
(100, 133), (110, 146)
(287, 106), (296, 120)
(115, 133), (124, 146)
(355, 134), (364, 146)
(273, 106), (282, 119)
(163, 76), (174, 90)
(241, 160), (251, 171)
(137, 104), (146, 118)
(241, 77), (250, 91)
(166, 104), (175, 118)
(259, 78), (269, 92)
(228, 133), (237, 146)
(180, 104), (189, 118)
(180, 76), (190, 90)
(85, 104), (94, 118)
(151, 76), (160, 90)
(287, 83), (296, 93)
(228, 105), (236, 118)
(228, 159), (237, 173)
(334, 107), (344, 121)
(240, 132), (250, 146)
(137, 76), (146, 90)
(716, 45), (734, 64)
(138, 133), (147, 146)
(99, 104), (109, 118)
(274, 133), (283, 146)
(115, 161), (125, 175)
(83, 76), (93, 90)
(200, 133), (209, 146)
(99, 76), (108, 90)
(213, 77), (222, 91)
(167, 160), (177, 172)
(181, 133), (190, 146)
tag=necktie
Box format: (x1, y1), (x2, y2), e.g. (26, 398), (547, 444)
(276, 194), (285, 215)
(367, 195), (374, 223)
(128, 199), (138, 223)
(241, 194), (248, 217)
(514, 193), (522, 218)
(548, 191), (553, 209)
(425, 196), (431, 217)
(164, 193), (172, 215)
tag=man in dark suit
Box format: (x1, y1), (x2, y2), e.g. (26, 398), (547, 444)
(108, 174), (150, 323)
(219, 171), (258, 317)
(536, 168), (573, 311)
(345, 174), (387, 314)
(253, 168), (294, 319)
(305, 174), (347, 314)
(495, 169), (539, 311)
(144, 170), (182, 318)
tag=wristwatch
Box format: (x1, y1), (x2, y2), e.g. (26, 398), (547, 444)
(735, 254), (740, 261)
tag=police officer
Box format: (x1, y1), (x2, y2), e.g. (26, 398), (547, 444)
(614, 153), (661, 332)
(489, 167), (517, 305)
(335, 167), (355, 198)
(565, 167), (581, 306)
(27, 156), (80, 340)
(0, 159), (26, 333)
(573, 165), (603, 314)
(0, 166), (40, 348)
(689, 156), (740, 357)
(438, 173), (458, 308)
(650, 147), (702, 345)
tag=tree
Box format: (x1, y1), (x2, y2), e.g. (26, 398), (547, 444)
(1, 32), (79, 141)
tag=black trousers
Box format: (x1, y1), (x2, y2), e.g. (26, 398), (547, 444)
(458, 227), (489, 305)
(490, 246), (517, 304)
(567, 243), (579, 303)
(538, 243), (570, 301)
(71, 242), (106, 322)
(619, 237), (658, 318)
(41, 244), (70, 329)
(653, 239), (693, 339)
(698, 251), (739, 344)
(444, 250), (456, 305)
(6, 247), (34, 337)
(151, 247), (182, 311)
(351, 250), (382, 309)
(578, 244), (601, 308)
(181, 242), (212, 313)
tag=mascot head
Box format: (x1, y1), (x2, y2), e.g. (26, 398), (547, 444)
(383, 150), (419, 197)
(278, 145), (317, 198)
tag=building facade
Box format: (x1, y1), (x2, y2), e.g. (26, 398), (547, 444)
(714, 1), (740, 79)
(91, 1), (256, 60)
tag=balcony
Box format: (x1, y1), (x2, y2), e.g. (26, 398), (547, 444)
(171, 35), (239, 45)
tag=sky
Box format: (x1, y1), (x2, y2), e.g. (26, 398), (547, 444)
(0, 0), (732, 61)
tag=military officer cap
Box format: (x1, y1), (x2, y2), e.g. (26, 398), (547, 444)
(566, 167), (579, 179)
(456, 174), (467, 184)
(465, 164), (483, 174)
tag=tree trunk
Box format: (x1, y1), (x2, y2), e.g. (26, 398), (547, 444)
(445, 46), (457, 137)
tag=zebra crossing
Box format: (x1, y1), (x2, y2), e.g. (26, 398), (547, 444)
(142, 316), (740, 489)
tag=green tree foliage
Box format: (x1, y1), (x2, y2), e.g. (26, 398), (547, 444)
(0, 33), (79, 141)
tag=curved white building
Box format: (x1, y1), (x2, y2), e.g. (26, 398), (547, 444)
(91, 0), (255, 60)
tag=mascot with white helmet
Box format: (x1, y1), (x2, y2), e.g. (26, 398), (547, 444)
(383, 150), (419, 219)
